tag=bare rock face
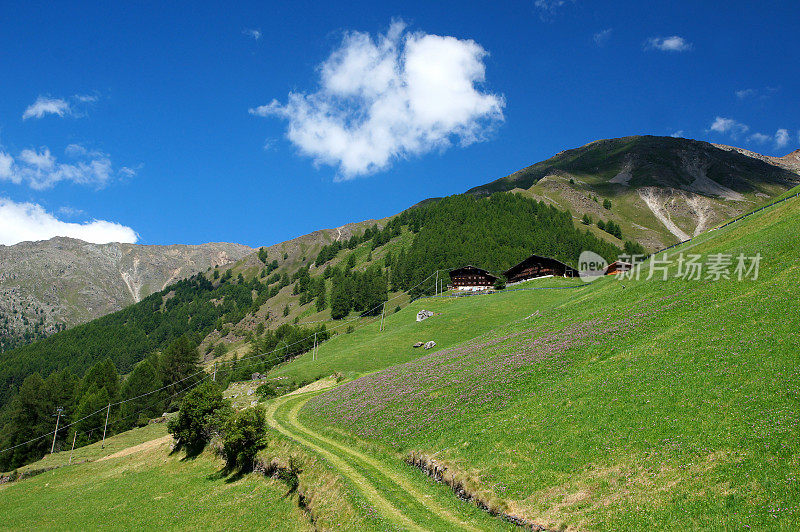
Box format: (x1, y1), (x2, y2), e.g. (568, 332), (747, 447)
(0, 237), (252, 349)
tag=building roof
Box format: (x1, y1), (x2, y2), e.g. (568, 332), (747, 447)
(503, 254), (578, 278)
(448, 265), (498, 280)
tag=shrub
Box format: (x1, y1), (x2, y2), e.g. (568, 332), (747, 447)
(168, 381), (228, 452)
(223, 407), (268, 470)
(213, 343), (227, 359)
(581, 214), (592, 225)
(493, 278), (507, 290)
(603, 198), (612, 210)
(256, 382), (277, 399)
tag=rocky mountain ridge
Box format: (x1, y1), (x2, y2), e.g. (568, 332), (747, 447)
(0, 238), (252, 350)
(466, 136), (800, 249)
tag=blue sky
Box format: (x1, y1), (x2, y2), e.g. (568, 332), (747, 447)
(1, 0), (798, 247)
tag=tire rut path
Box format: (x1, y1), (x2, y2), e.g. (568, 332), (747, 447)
(266, 391), (486, 531)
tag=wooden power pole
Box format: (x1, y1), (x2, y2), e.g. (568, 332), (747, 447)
(101, 403), (111, 449)
(51, 407), (63, 454)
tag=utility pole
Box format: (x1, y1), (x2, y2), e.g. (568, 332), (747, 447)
(51, 407), (63, 454)
(312, 332), (317, 361)
(101, 403), (111, 449)
(435, 270), (439, 296)
(212, 362), (217, 382)
(379, 302), (386, 332)
(68, 431), (77, 465)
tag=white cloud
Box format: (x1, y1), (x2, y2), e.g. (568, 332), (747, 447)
(74, 94), (98, 103)
(747, 132), (771, 144)
(0, 144), (131, 190)
(645, 35), (692, 52)
(0, 198), (138, 245)
(22, 96), (71, 120)
(774, 129), (790, 149)
(735, 88), (757, 99)
(709, 116), (749, 138)
(534, 0), (574, 20)
(251, 21), (505, 179)
(57, 205), (85, 217)
(711, 118), (794, 150)
(243, 28), (262, 40)
(746, 129), (792, 150)
(22, 94), (99, 120)
(593, 28), (612, 46)
(670, 130), (685, 138)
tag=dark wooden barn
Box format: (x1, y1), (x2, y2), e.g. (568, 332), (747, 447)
(503, 254), (578, 283)
(448, 265), (498, 290)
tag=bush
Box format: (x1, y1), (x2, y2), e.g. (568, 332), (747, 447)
(168, 381), (228, 452)
(493, 278), (507, 290)
(212, 343), (227, 358)
(603, 198), (612, 210)
(256, 382), (277, 399)
(223, 407), (268, 470)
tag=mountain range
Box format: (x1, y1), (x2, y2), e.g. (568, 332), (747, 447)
(1, 135), (798, 350)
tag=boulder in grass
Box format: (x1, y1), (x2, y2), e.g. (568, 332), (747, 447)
(416, 310), (434, 322)
(413, 341), (425, 348)
(424, 340), (436, 349)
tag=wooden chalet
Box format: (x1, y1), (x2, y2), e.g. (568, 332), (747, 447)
(605, 260), (632, 275)
(503, 254), (578, 283)
(448, 265), (498, 290)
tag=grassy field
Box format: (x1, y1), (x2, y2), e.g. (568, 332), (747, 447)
(0, 425), (312, 531)
(300, 193), (800, 530)
(265, 277), (584, 387)
(3, 190), (797, 530)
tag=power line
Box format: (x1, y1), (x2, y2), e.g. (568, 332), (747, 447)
(0, 268), (442, 458)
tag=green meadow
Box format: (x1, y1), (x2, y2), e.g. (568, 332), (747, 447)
(300, 193), (800, 530)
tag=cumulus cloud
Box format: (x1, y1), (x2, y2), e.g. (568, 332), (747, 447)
(645, 35), (692, 52)
(22, 96), (71, 120)
(709, 116), (749, 138)
(774, 129), (790, 149)
(746, 129), (792, 150)
(251, 21), (505, 178)
(709, 117), (794, 151)
(0, 144), (131, 190)
(670, 130), (685, 138)
(243, 28), (262, 40)
(747, 132), (771, 144)
(593, 28), (612, 46)
(0, 198), (138, 245)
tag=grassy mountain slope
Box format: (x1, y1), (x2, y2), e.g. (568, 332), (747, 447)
(0, 424), (313, 531)
(4, 189), (797, 530)
(467, 136), (800, 250)
(297, 189), (800, 530)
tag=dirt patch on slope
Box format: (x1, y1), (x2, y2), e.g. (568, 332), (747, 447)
(97, 435), (173, 461)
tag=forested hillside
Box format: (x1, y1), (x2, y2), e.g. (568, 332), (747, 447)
(0, 191), (639, 469)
